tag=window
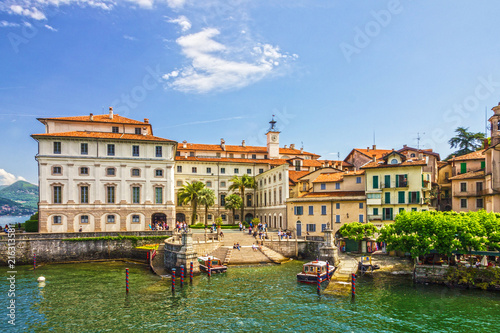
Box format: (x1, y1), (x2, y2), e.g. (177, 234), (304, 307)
(308, 206), (314, 215)
(409, 191), (420, 204)
(356, 177), (361, 184)
(320, 183), (326, 190)
(359, 202), (363, 209)
(273, 175), (276, 183)
(132, 145), (139, 157)
(206, 181), (212, 188)
(155, 187), (163, 204)
(81, 143), (88, 155)
(107, 215), (115, 223)
(106, 168), (115, 176)
(411, 208), (417, 212)
(53, 216), (62, 224)
(80, 215), (89, 224)
(206, 167), (212, 174)
(155, 146), (162, 157)
(279, 173), (282, 181)
(322, 224), (327, 232)
(112, 126), (119, 133)
(155, 169), (163, 177)
(177, 166), (182, 173)
(189, 152), (195, 157)
(264, 155), (268, 159)
(53, 142), (61, 154)
(336, 215), (340, 223)
(335, 183), (340, 190)
(460, 198), (467, 208)
(373, 208), (379, 215)
(52, 166), (62, 174)
(80, 186), (89, 204)
(176, 181), (182, 186)
(176, 151), (180, 156)
(481, 161), (485, 169)
(107, 186), (115, 204)
(220, 194), (226, 206)
(192, 167), (197, 173)
(229, 153), (234, 158)
(259, 168), (264, 174)
(398, 191), (405, 204)
(252, 154), (256, 159)
(359, 214), (364, 223)
(221, 181), (226, 187)
(132, 187), (140, 204)
(234, 168), (239, 174)
(396, 174), (408, 187)
(235, 214), (240, 221)
(383, 208), (393, 220)
(384, 175), (391, 188)
(294, 206), (303, 215)
(373, 175), (379, 189)
(385, 192), (391, 204)
(131, 168), (140, 177)
(460, 162), (467, 174)
(390, 159), (398, 164)
(476, 182), (483, 193)
(241, 154), (245, 159)
(53, 186), (62, 204)
(247, 169), (252, 175)
(207, 214), (212, 220)
(399, 208), (405, 213)
(306, 224), (316, 232)
(247, 194), (252, 207)
(460, 183), (467, 192)
(80, 167), (89, 175)
(321, 205), (327, 215)
(295, 160), (301, 171)
(135, 128), (141, 135)
(220, 168), (225, 174)
(132, 215), (140, 223)
(107, 144), (115, 156)
(336, 203), (340, 209)
(221, 214), (227, 221)
(477, 198), (484, 209)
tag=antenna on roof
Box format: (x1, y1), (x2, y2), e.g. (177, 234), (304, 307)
(485, 106), (488, 137)
(301, 141), (304, 149)
(338, 152), (340, 160)
(415, 132), (425, 150)
(373, 130), (376, 146)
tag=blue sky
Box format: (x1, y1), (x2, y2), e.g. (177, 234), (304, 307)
(1, 0), (500, 185)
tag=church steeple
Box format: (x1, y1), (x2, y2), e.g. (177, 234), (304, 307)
(489, 102), (500, 146)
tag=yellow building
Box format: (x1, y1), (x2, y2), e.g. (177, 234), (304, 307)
(361, 150), (434, 227)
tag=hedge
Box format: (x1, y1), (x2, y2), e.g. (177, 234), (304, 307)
(189, 224), (240, 229)
(24, 220), (38, 232)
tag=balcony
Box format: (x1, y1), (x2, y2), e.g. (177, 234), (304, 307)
(454, 191), (484, 197)
(368, 214), (382, 221)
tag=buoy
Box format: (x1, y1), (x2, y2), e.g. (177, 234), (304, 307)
(37, 276), (45, 282)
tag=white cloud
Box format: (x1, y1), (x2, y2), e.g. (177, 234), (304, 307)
(124, 0), (154, 9)
(166, 0), (186, 9)
(0, 20), (20, 27)
(167, 15), (191, 32)
(123, 34), (137, 41)
(0, 169), (26, 186)
(44, 24), (57, 31)
(10, 5), (46, 20)
(163, 28), (295, 93)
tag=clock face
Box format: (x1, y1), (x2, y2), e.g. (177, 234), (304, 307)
(271, 135), (277, 142)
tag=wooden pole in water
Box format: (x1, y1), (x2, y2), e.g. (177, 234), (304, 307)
(351, 273), (356, 298)
(172, 268), (176, 292)
(190, 261), (193, 283)
(317, 272), (321, 294)
(125, 268), (129, 293)
(180, 265), (184, 288)
(326, 262), (330, 281)
(33, 253), (36, 270)
(208, 259), (212, 277)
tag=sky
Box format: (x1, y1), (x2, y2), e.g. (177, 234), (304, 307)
(1, 0), (500, 185)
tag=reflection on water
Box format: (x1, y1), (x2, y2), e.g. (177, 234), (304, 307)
(0, 261), (498, 332)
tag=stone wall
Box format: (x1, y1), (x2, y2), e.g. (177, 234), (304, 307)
(163, 234), (221, 272)
(263, 239), (324, 259)
(0, 231), (171, 265)
(414, 265), (448, 284)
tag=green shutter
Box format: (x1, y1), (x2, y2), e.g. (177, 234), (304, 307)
(373, 208), (378, 215)
(396, 175), (399, 187)
(385, 192), (390, 204)
(481, 161), (485, 169)
(399, 208), (405, 213)
(408, 192), (412, 203)
(460, 163), (467, 174)
(398, 191), (405, 204)
(389, 208), (393, 220)
(373, 175), (379, 189)
(417, 191), (420, 204)
(422, 174), (425, 188)
(384, 175), (391, 188)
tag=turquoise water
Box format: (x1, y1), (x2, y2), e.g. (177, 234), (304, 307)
(0, 261), (499, 332)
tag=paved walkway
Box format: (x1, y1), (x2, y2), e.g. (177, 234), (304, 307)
(323, 254), (358, 295)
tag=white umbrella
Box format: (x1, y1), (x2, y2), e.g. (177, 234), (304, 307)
(481, 255), (488, 266)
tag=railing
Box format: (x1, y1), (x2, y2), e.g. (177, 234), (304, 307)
(367, 214), (382, 220)
(454, 191), (482, 197)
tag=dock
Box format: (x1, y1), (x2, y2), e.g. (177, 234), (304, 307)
(323, 256), (358, 295)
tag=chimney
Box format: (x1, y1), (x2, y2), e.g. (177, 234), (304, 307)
(300, 147), (304, 153)
(372, 154), (376, 163)
(403, 144), (407, 148)
(89, 113), (93, 121)
(144, 118), (149, 124)
(484, 138), (489, 149)
(142, 127), (147, 135)
(221, 138), (226, 151)
(418, 152), (423, 160)
(184, 152), (188, 158)
(109, 107), (113, 119)
(372, 144), (376, 150)
(284, 145), (288, 149)
(182, 140), (187, 149)
(367, 147), (370, 151)
(242, 140), (246, 147)
(290, 143), (295, 149)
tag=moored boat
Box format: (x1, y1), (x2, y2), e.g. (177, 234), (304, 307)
(297, 260), (335, 284)
(197, 256), (227, 274)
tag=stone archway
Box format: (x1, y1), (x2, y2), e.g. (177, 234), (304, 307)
(176, 213), (186, 223)
(245, 213), (253, 223)
(151, 213), (166, 230)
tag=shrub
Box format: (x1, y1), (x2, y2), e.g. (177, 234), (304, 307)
(24, 220), (38, 232)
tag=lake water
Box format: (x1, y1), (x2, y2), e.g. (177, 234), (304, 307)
(0, 261), (498, 332)
(0, 215), (31, 227)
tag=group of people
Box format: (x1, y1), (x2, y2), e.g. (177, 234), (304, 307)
(277, 229), (292, 239)
(233, 242), (241, 251)
(251, 243), (262, 251)
(174, 221), (187, 232)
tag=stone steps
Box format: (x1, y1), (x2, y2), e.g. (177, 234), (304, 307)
(259, 246), (289, 264)
(209, 247), (230, 264)
(227, 246), (273, 265)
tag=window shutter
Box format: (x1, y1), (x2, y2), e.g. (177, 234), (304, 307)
(396, 175), (399, 187)
(417, 191), (420, 204)
(373, 176), (379, 189)
(460, 163), (466, 174)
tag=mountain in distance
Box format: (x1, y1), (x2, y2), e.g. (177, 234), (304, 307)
(0, 180), (39, 215)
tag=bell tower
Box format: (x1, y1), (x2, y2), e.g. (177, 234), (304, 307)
(266, 116), (280, 159)
(489, 102), (500, 146)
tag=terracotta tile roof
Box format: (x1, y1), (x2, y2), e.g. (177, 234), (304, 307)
(361, 159), (427, 169)
(316, 160), (352, 168)
(289, 171), (310, 184)
(176, 142), (318, 156)
(449, 170), (485, 180)
(398, 146), (441, 159)
(438, 161), (449, 168)
(449, 150), (485, 161)
(353, 148), (392, 159)
(175, 156), (289, 166)
(312, 170), (365, 183)
(31, 131), (175, 142)
(38, 114), (149, 125)
(300, 191), (365, 198)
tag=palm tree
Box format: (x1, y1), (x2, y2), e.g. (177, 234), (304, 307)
(198, 187), (216, 227)
(224, 194), (242, 224)
(448, 127), (485, 158)
(177, 181), (205, 225)
(229, 174), (256, 225)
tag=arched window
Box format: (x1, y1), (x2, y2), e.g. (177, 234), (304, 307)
(390, 159), (398, 164)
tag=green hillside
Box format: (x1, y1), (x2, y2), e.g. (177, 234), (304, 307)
(0, 181), (39, 211)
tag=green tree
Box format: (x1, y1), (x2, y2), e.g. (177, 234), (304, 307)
(177, 181), (205, 225)
(224, 194), (242, 224)
(338, 222), (377, 252)
(447, 127), (485, 159)
(198, 187), (216, 227)
(228, 174), (256, 224)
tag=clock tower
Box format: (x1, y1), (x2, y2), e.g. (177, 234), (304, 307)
(266, 116), (280, 159)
